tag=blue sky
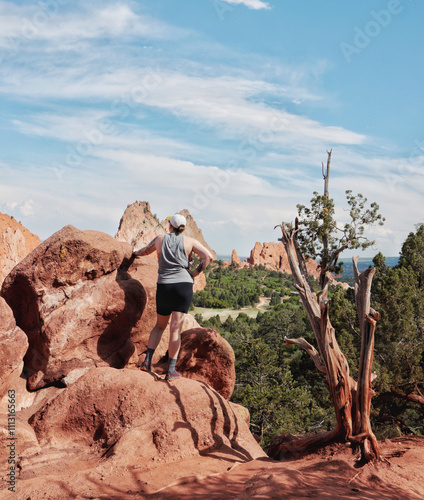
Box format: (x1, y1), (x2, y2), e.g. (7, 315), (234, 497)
(1, 0), (423, 257)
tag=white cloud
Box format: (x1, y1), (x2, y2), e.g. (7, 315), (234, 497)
(0, 1), (173, 46)
(4, 201), (17, 211)
(0, 150), (289, 254)
(128, 72), (364, 146)
(4, 199), (35, 217)
(1, 137), (420, 257)
(11, 111), (111, 142)
(219, 0), (271, 10)
(3, 66), (365, 149)
(0, 0), (417, 258)
(20, 199), (35, 217)
(0, 2), (360, 152)
(94, 148), (282, 199)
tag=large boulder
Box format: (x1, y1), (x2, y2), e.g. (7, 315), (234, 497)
(0, 297), (28, 402)
(126, 253), (165, 359)
(0, 212), (41, 286)
(176, 328), (236, 400)
(140, 324), (236, 399)
(29, 367), (265, 464)
(1, 226), (145, 390)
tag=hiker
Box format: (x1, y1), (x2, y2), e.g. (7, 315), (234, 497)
(132, 213), (213, 380)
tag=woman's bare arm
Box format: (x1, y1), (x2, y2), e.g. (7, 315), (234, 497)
(187, 239), (213, 278)
(133, 237), (158, 257)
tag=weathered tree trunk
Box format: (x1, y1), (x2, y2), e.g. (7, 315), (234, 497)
(320, 149), (332, 289)
(351, 256), (381, 460)
(272, 227), (381, 462)
(322, 149), (332, 198)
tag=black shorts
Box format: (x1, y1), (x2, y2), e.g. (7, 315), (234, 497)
(156, 282), (193, 316)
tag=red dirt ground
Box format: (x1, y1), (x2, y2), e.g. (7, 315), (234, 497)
(2, 436), (423, 499)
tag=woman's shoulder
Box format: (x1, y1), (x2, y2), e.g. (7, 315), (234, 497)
(155, 234), (166, 246)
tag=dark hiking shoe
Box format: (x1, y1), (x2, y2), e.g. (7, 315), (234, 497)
(165, 370), (181, 381)
(140, 361), (152, 373)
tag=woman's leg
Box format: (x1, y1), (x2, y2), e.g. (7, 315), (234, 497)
(148, 313), (171, 349)
(168, 311), (186, 359)
(142, 314), (170, 370)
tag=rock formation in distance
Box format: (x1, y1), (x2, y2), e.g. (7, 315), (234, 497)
(115, 201), (216, 260)
(0, 212), (41, 286)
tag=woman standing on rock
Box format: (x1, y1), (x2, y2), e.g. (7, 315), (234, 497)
(132, 213), (213, 380)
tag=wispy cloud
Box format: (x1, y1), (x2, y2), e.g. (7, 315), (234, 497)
(219, 0), (271, 10)
(0, 1), (175, 46)
(4, 199), (35, 217)
(4, 67), (364, 149)
(1, 2), (356, 151)
(1, 0), (415, 257)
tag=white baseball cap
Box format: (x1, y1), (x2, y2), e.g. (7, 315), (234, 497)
(167, 213), (186, 229)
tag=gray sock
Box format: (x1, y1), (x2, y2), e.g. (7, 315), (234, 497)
(144, 348), (155, 366)
(168, 357), (178, 373)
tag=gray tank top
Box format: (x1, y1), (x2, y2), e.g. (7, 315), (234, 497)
(157, 233), (193, 284)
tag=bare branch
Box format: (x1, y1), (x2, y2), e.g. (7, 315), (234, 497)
(322, 149), (332, 198)
(285, 336), (327, 373)
(352, 255), (360, 284)
(390, 388), (424, 405)
(293, 218), (313, 288)
(329, 241), (350, 269)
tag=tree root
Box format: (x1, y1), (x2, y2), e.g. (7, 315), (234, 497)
(269, 428), (384, 464)
(268, 428), (341, 460)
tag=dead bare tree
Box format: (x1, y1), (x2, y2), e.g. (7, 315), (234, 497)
(271, 151), (385, 462)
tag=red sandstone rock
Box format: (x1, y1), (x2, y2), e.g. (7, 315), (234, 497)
(231, 401), (251, 427)
(115, 201), (167, 247)
(121, 253), (160, 359)
(231, 249), (240, 265)
(249, 241), (292, 272)
(1, 226), (145, 390)
(115, 201), (216, 260)
(29, 367), (265, 464)
(249, 242), (265, 266)
(179, 209), (217, 261)
(116, 201), (210, 295)
(0, 212), (41, 286)
(0, 411), (42, 475)
(159, 327), (236, 400)
(5, 422), (424, 499)
(248, 241), (326, 281)
(0, 297), (28, 401)
(338, 281), (352, 290)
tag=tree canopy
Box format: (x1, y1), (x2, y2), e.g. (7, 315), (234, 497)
(295, 189), (385, 282)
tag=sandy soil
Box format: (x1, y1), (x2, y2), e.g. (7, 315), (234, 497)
(2, 436), (423, 499)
